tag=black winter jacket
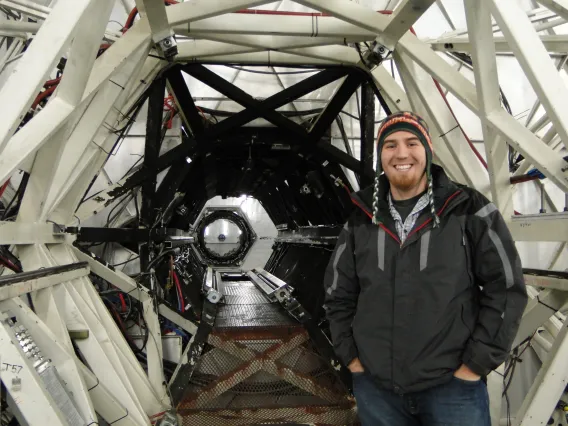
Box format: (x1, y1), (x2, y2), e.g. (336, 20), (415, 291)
(324, 165), (528, 394)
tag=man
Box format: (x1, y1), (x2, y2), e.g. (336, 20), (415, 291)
(324, 111), (527, 426)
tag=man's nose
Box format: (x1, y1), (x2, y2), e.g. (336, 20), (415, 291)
(394, 145), (410, 158)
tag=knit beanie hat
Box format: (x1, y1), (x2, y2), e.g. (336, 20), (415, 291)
(372, 111), (440, 228)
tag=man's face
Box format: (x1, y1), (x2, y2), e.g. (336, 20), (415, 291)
(380, 130), (427, 192)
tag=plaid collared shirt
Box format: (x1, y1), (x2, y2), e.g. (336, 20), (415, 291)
(388, 192), (430, 243)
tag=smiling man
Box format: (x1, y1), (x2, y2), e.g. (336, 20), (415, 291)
(324, 111), (527, 425)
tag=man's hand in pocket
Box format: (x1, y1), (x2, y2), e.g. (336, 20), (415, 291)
(348, 358), (365, 373)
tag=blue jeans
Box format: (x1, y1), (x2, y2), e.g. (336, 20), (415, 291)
(352, 372), (490, 426)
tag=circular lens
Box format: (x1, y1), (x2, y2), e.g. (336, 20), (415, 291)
(203, 219), (242, 257)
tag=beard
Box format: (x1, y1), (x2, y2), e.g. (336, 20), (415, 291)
(386, 169), (427, 192)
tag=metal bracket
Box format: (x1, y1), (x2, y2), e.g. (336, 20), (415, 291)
(157, 35), (178, 60)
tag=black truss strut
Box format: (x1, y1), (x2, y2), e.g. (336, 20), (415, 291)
(141, 77), (166, 228)
(166, 66), (205, 136)
(109, 67), (381, 202)
(194, 67), (351, 137)
(184, 63), (310, 141)
(309, 73), (364, 144)
(360, 81), (375, 187)
(157, 66), (206, 209)
(140, 77), (166, 273)
(69, 227), (194, 244)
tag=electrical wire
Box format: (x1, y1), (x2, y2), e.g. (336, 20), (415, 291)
(172, 270), (184, 313)
(0, 179), (10, 199)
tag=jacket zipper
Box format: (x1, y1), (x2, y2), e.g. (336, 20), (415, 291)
(350, 196), (401, 244)
(351, 189), (463, 394)
(351, 190), (463, 246)
(400, 190), (463, 248)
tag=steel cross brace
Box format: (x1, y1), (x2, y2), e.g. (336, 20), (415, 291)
(181, 64), (372, 179)
(183, 63), (313, 141)
(249, 269), (353, 391)
(203, 330), (346, 405)
(178, 328), (345, 409)
(108, 66), (373, 202)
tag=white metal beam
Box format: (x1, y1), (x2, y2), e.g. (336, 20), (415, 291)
(0, 267), (89, 301)
(16, 0), (115, 223)
(196, 34), (370, 52)
(0, 20), (154, 189)
(370, 65), (412, 111)
(38, 50), (153, 221)
(0, 20), (41, 33)
(17, 245), (75, 352)
(490, 0), (568, 151)
(537, 0), (568, 21)
(396, 32), (568, 192)
(174, 14), (376, 38)
(513, 288), (568, 349)
(430, 34), (568, 54)
(176, 35), (367, 61)
(0, 298), (99, 425)
(175, 50), (340, 65)
(136, 0), (173, 44)
(0, 312), (69, 426)
(394, 51), (490, 194)
(167, 0), (276, 27)
(0, 222), (67, 244)
(281, 45), (360, 65)
(49, 54), (161, 225)
(509, 212), (568, 241)
(379, 0), (436, 49)
(524, 274), (568, 291)
(49, 244), (169, 415)
(0, 0), (93, 153)
(50, 280), (152, 425)
(292, 0), (389, 35)
(516, 316), (568, 426)
(464, 0), (514, 219)
(0, 0), (49, 20)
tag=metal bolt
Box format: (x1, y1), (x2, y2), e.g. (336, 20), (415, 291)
(163, 39), (172, 47)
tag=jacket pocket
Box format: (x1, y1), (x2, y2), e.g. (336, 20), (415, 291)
(460, 302), (476, 336)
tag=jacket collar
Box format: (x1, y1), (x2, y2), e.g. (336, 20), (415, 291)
(351, 164), (461, 217)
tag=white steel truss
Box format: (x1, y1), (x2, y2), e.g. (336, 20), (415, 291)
(0, 1), (567, 425)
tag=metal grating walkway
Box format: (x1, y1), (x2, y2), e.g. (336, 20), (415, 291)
(178, 274), (357, 425)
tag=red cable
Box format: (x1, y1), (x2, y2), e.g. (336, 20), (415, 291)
(0, 256), (20, 273)
(32, 85), (57, 109)
(119, 294), (127, 313)
(43, 77), (61, 88)
(0, 179), (10, 199)
(172, 270), (185, 313)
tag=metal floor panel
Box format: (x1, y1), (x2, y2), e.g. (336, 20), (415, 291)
(221, 281), (272, 305)
(179, 275), (357, 425)
(215, 303), (296, 328)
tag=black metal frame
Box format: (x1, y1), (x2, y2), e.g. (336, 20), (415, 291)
(359, 81), (376, 187)
(109, 65), (389, 203)
(70, 227), (193, 244)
